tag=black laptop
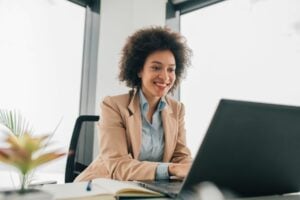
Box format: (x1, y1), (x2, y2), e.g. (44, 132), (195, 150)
(136, 99), (300, 199)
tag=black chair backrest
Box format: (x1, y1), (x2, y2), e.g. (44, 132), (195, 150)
(65, 115), (99, 183)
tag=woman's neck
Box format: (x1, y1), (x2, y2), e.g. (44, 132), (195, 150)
(140, 90), (160, 110)
(146, 102), (157, 124)
(140, 89), (161, 123)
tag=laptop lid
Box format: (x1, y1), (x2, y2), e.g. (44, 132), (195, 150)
(180, 99), (300, 198)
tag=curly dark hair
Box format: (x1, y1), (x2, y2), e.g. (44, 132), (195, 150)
(118, 26), (192, 93)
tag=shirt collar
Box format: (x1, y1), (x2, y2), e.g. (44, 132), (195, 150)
(139, 89), (166, 112)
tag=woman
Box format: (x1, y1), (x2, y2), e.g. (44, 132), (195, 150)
(75, 26), (192, 181)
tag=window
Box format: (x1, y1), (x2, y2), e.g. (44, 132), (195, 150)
(180, 0), (300, 155)
(0, 0), (85, 180)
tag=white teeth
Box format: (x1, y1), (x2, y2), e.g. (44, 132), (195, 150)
(155, 82), (169, 87)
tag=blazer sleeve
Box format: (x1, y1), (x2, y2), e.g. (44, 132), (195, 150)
(170, 103), (192, 163)
(99, 96), (158, 181)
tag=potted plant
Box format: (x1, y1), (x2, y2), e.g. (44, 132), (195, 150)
(0, 110), (65, 198)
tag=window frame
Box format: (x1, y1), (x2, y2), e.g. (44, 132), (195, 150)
(67, 0), (100, 116)
(168, 0), (226, 15)
(66, 0), (101, 164)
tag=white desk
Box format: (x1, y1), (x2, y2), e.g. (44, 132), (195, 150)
(1, 169), (300, 200)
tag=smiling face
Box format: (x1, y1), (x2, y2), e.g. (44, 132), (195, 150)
(138, 50), (176, 103)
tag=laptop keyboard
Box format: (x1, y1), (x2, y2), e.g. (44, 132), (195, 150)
(151, 180), (182, 192)
(137, 179), (182, 196)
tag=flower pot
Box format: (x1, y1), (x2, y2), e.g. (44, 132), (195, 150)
(0, 189), (53, 200)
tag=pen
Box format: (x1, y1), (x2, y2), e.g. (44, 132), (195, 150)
(86, 180), (92, 191)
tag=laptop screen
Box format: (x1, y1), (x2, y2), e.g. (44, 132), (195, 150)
(181, 99), (300, 198)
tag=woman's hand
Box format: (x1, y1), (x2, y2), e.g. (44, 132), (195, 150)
(168, 163), (191, 178)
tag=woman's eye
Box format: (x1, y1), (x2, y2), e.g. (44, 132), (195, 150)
(168, 68), (175, 72)
(152, 66), (160, 71)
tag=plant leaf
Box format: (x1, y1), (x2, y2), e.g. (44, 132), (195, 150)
(31, 151), (65, 169)
(0, 110), (66, 178)
(0, 110), (32, 137)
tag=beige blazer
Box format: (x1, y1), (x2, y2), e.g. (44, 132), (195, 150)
(75, 89), (192, 182)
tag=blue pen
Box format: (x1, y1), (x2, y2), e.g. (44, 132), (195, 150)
(86, 180), (92, 191)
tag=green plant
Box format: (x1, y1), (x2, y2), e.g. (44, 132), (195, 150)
(0, 110), (65, 192)
(0, 110), (32, 137)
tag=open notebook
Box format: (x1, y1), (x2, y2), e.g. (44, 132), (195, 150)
(42, 178), (164, 200)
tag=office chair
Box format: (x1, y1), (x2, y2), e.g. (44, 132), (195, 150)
(65, 115), (99, 183)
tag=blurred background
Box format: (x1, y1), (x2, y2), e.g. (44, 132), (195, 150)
(0, 0), (299, 187)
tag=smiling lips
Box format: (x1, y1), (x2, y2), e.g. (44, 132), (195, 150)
(154, 81), (170, 89)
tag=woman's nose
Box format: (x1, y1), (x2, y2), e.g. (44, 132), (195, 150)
(159, 69), (169, 81)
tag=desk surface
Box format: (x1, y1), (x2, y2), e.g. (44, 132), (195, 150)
(1, 169), (300, 200)
(119, 195), (300, 200)
(230, 195), (300, 200)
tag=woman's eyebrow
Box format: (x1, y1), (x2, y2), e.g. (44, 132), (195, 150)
(151, 61), (162, 65)
(151, 61), (176, 66)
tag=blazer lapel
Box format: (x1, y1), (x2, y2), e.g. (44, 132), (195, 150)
(127, 90), (142, 159)
(162, 98), (176, 162)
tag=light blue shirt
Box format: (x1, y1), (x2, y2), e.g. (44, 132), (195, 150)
(138, 90), (170, 180)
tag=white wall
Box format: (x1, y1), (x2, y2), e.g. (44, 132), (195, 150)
(93, 0), (167, 155)
(96, 0), (167, 103)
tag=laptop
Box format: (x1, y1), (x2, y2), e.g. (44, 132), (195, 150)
(136, 99), (300, 199)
